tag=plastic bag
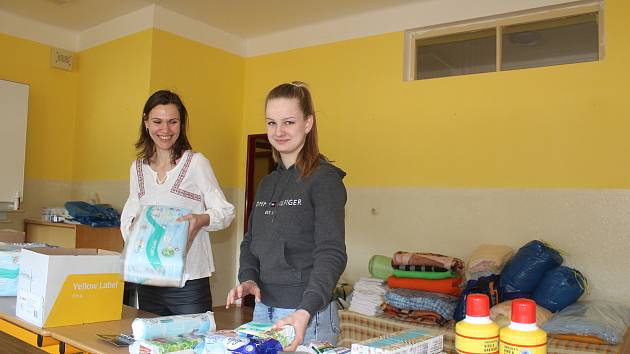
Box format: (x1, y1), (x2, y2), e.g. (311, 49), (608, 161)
(64, 201), (120, 227)
(532, 266), (586, 312)
(499, 240), (563, 295)
(542, 301), (630, 345)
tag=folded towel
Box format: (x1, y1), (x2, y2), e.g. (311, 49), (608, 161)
(387, 275), (463, 296)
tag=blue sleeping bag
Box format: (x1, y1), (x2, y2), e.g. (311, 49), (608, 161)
(533, 266), (586, 312)
(499, 240), (563, 296)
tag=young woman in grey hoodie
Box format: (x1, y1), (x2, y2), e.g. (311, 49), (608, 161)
(226, 82), (347, 350)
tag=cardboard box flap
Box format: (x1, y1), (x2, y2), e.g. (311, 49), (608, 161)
(24, 248), (120, 256)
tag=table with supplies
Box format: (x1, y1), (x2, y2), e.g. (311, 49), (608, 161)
(47, 306), (156, 354)
(0, 295), (156, 354)
(338, 309), (628, 354)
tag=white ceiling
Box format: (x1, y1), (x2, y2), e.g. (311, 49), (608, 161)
(0, 0), (424, 37)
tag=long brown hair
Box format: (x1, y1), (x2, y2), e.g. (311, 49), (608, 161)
(135, 90), (192, 164)
(266, 81), (327, 178)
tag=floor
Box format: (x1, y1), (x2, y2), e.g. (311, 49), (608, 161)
(212, 305), (253, 330)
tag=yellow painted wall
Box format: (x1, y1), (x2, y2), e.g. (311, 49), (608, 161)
(73, 30), (153, 181)
(0, 33), (78, 181)
(242, 0), (630, 189)
(149, 29), (244, 187)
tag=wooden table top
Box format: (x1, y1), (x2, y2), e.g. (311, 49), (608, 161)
(47, 306), (156, 354)
(0, 330), (47, 353)
(0, 296), (51, 336)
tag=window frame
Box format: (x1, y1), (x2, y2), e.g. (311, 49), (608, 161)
(403, 0), (604, 81)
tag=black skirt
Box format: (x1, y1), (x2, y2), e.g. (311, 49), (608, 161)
(136, 277), (211, 316)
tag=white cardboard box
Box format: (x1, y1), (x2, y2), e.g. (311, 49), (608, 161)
(351, 329), (443, 354)
(16, 248), (123, 328)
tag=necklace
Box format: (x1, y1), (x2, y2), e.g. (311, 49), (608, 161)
(156, 173), (168, 185)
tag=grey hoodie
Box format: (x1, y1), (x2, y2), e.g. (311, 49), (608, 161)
(238, 159), (347, 317)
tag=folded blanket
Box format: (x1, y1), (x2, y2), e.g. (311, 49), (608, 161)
(393, 265), (448, 272)
(392, 269), (457, 280)
(465, 244), (513, 277)
(384, 288), (458, 320)
(388, 275), (463, 296)
(392, 251), (464, 275)
(381, 303), (448, 326)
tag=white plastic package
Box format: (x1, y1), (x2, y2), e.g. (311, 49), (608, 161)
(132, 312), (216, 341)
(123, 205), (190, 287)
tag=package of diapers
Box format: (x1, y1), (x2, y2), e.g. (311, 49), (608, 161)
(129, 333), (205, 354)
(132, 312), (216, 341)
(0, 242), (50, 296)
(123, 205), (191, 287)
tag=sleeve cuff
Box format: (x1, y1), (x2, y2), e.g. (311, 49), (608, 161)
(238, 269), (259, 284)
(298, 292), (324, 318)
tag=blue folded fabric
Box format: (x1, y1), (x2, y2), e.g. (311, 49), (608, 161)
(384, 288), (458, 320)
(542, 301), (630, 345)
(64, 201), (120, 227)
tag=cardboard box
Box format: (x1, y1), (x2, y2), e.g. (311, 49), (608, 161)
(351, 329), (443, 354)
(16, 248), (123, 328)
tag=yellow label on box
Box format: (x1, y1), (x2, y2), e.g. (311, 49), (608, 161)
(44, 273), (123, 327)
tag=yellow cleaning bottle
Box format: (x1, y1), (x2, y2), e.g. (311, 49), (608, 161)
(499, 298), (547, 354)
(455, 294), (499, 354)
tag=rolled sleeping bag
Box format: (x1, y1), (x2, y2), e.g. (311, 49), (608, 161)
(532, 266), (587, 313)
(499, 240), (563, 295)
(368, 255), (394, 280)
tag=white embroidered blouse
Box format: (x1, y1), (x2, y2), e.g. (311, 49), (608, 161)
(120, 150), (235, 281)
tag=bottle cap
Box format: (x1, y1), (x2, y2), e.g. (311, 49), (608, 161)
(466, 294), (490, 317)
(511, 298), (537, 324)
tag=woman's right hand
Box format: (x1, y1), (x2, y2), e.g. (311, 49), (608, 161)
(225, 280), (261, 309)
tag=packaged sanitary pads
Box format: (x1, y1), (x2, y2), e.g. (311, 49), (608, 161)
(235, 321), (296, 348)
(204, 333), (283, 354)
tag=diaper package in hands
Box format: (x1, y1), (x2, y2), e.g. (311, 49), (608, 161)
(204, 333), (283, 354)
(123, 205), (191, 287)
(132, 312), (216, 341)
(234, 322), (296, 348)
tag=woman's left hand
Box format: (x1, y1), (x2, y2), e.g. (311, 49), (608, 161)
(177, 213), (210, 250)
(273, 309), (310, 351)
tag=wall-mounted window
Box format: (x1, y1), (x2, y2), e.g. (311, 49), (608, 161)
(404, 1), (603, 81)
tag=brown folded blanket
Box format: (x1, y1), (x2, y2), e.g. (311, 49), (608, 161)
(381, 303), (449, 326)
(392, 251), (464, 275)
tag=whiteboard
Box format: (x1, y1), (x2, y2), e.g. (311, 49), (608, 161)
(0, 80), (29, 204)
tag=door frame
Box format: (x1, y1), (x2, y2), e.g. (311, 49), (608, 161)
(244, 133), (270, 232)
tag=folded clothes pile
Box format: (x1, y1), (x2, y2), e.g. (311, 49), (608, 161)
(379, 251), (464, 325)
(348, 277), (387, 316)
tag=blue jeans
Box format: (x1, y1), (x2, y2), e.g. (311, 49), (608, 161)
(252, 301), (340, 345)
